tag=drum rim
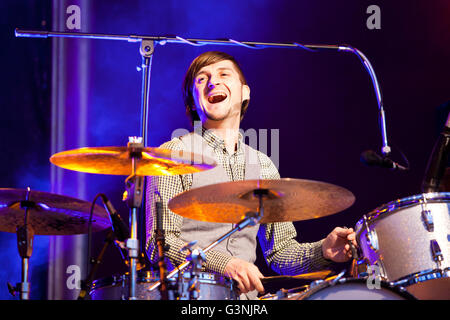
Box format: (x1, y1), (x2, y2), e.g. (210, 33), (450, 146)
(306, 278), (416, 300)
(260, 277), (417, 300)
(90, 270), (232, 291)
(355, 192), (450, 233)
(391, 267), (450, 288)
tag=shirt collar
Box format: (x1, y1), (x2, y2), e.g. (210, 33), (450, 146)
(198, 126), (244, 154)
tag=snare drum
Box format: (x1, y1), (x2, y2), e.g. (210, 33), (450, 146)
(355, 192), (450, 299)
(260, 278), (415, 300)
(89, 270), (237, 300)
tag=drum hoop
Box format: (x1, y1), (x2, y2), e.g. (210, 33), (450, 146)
(356, 192), (450, 234)
(300, 278), (417, 300)
(261, 277), (417, 300)
(392, 268), (450, 287)
(90, 270), (232, 291)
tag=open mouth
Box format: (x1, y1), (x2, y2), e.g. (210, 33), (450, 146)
(207, 92), (227, 104)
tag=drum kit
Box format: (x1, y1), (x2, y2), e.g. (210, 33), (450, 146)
(7, 29), (449, 301)
(1, 139), (449, 300)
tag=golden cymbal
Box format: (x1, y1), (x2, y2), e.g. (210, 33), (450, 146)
(0, 188), (111, 235)
(168, 178), (355, 223)
(50, 146), (216, 176)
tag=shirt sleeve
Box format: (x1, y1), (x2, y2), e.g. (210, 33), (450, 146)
(145, 138), (234, 275)
(256, 151), (334, 275)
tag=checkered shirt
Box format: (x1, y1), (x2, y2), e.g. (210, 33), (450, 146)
(146, 127), (332, 276)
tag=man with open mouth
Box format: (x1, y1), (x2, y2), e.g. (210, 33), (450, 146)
(145, 51), (356, 300)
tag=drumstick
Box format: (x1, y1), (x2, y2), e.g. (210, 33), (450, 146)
(261, 270), (333, 284)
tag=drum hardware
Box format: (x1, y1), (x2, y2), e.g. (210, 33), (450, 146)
(185, 248), (206, 300)
(147, 209), (263, 294)
(7, 188), (34, 300)
(123, 137), (146, 300)
(362, 215), (379, 252)
(421, 209), (434, 232)
(154, 192), (169, 300)
(420, 195), (436, 232)
(430, 239), (444, 267)
(392, 268), (449, 287)
(178, 240), (206, 300)
(349, 238), (371, 279)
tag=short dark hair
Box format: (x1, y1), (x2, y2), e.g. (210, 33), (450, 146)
(182, 51), (249, 125)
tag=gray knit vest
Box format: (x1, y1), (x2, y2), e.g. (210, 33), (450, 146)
(178, 131), (261, 264)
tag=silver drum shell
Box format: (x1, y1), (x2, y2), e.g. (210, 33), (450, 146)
(355, 192), (450, 299)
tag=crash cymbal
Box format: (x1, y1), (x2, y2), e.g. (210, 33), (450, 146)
(0, 188), (111, 235)
(50, 146), (216, 176)
(168, 178), (355, 223)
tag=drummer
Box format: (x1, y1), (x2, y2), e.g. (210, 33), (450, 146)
(145, 51), (357, 299)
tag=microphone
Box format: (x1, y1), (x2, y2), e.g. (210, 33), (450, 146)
(99, 194), (131, 266)
(100, 194), (129, 242)
(421, 113), (450, 192)
(360, 150), (408, 171)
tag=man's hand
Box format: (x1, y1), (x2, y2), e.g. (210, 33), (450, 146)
(322, 227), (357, 262)
(224, 257), (265, 294)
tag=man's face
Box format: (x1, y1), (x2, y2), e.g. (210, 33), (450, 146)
(192, 60), (250, 124)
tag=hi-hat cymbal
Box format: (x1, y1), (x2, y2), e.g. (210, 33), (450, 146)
(50, 146), (216, 176)
(168, 178), (355, 223)
(0, 188), (111, 235)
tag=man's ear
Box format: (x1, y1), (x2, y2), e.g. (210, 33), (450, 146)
(242, 84), (250, 101)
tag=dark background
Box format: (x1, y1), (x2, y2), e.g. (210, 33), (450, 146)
(0, 0), (449, 299)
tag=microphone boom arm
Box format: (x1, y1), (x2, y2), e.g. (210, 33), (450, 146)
(15, 29), (391, 156)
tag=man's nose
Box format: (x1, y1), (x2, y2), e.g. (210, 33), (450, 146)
(207, 75), (220, 89)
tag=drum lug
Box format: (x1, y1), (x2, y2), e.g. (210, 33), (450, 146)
(430, 239), (444, 266)
(421, 209), (434, 232)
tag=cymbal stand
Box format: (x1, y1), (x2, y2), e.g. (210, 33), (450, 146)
(148, 188), (268, 294)
(124, 138), (145, 300)
(7, 187), (34, 300)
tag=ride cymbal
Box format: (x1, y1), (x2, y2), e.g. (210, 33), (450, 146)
(168, 178), (355, 223)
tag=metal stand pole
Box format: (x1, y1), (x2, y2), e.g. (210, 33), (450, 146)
(124, 139), (145, 300)
(7, 187), (34, 300)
